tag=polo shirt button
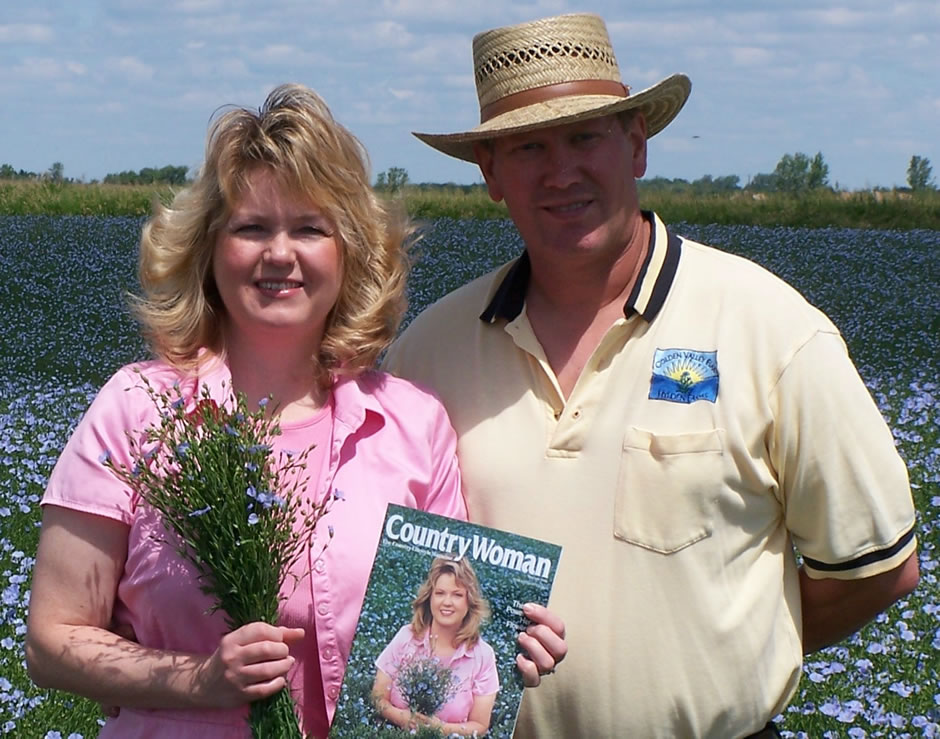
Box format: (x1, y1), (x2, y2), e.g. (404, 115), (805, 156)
(317, 604), (329, 616)
(572, 408), (581, 419)
(323, 648), (333, 660)
(315, 560), (325, 573)
(327, 686), (339, 700)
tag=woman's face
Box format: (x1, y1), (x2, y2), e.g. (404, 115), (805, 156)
(212, 167), (342, 352)
(429, 572), (469, 629)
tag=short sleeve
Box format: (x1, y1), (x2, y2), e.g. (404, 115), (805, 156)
(770, 331), (917, 579)
(471, 640), (500, 697)
(43, 367), (156, 523)
(374, 625), (414, 679)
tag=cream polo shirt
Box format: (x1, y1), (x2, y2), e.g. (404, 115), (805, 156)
(383, 212), (916, 738)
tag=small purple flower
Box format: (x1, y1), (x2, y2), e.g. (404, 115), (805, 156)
(333, 488), (345, 501)
(258, 397), (269, 408)
(224, 424), (239, 436)
(189, 505), (212, 517)
(328, 525), (335, 537)
(248, 513), (260, 525)
(98, 449), (111, 464)
(246, 485), (258, 500)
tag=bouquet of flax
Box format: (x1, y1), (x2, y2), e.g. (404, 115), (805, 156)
(393, 651), (459, 719)
(106, 375), (336, 738)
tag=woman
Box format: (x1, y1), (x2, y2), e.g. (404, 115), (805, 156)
(25, 84), (563, 739)
(373, 557), (498, 736)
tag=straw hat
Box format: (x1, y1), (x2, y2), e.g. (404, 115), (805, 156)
(413, 13), (691, 163)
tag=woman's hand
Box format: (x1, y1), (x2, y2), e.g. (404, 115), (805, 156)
(196, 622), (304, 707)
(516, 603), (567, 687)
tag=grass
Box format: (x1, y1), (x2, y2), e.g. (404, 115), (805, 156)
(3, 178), (939, 229)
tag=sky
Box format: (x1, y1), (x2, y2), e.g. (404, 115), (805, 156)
(1, 1), (937, 191)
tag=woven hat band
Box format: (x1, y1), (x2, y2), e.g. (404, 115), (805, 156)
(480, 79), (630, 123)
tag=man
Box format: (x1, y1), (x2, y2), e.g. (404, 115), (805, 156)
(383, 13), (919, 738)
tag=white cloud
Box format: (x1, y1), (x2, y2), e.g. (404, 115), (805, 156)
(11, 57), (85, 81)
(389, 88), (416, 100)
(0, 23), (54, 43)
(730, 47), (772, 66)
(173, 0), (226, 12)
(111, 57), (156, 82)
(346, 21), (414, 48)
(257, 44), (299, 61)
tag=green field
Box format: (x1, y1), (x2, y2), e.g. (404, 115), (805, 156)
(0, 215), (937, 736)
(2, 178), (940, 230)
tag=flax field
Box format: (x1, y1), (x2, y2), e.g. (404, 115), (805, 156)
(0, 215), (937, 737)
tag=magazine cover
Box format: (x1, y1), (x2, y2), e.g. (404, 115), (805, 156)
(330, 504), (562, 738)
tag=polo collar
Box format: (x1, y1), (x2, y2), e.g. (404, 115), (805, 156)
(479, 211), (681, 324)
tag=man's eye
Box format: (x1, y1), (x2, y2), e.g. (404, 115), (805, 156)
(573, 132), (599, 144)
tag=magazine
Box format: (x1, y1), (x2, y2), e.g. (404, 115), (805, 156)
(330, 504), (562, 738)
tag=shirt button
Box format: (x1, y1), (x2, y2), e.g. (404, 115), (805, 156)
(572, 408), (581, 419)
(315, 560), (325, 573)
(323, 648), (333, 660)
(327, 686), (339, 700)
(317, 604), (329, 616)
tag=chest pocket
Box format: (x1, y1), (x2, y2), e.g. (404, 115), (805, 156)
(614, 427), (725, 554)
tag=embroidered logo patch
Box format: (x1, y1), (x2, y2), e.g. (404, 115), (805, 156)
(649, 348), (719, 404)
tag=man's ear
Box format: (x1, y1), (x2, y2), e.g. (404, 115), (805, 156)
(628, 113), (649, 179)
(473, 141), (504, 203)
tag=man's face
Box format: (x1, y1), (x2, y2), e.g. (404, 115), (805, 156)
(474, 113), (648, 261)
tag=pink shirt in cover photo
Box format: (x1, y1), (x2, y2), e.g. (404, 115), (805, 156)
(42, 357), (467, 738)
(375, 624), (499, 724)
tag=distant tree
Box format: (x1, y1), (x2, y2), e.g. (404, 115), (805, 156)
(48, 162), (65, 182)
(103, 165), (190, 185)
(694, 174), (740, 193)
(807, 152), (829, 190)
(375, 167), (409, 193)
(0, 164), (15, 180)
(772, 151), (829, 193)
(907, 155), (935, 191)
(773, 152), (810, 193)
(747, 173), (778, 192)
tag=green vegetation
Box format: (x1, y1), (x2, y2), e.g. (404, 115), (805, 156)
(3, 178), (938, 229)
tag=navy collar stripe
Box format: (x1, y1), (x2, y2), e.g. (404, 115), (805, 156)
(480, 250), (529, 323)
(479, 211), (681, 324)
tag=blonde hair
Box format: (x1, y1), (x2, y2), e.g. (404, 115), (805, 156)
(134, 83), (412, 386)
(410, 557), (490, 648)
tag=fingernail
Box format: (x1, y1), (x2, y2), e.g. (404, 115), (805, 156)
(523, 603), (535, 614)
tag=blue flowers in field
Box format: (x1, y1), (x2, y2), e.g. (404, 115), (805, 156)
(0, 216), (938, 735)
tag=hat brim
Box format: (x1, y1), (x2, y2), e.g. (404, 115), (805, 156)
(414, 73), (691, 163)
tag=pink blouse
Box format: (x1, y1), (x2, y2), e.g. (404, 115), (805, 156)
(42, 358), (467, 738)
(375, 625), (499, 724)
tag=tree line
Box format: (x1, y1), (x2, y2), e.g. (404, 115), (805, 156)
(0, 163), (189, 185)
(374, 153), (936, 194)
(2, 154), (935, 193)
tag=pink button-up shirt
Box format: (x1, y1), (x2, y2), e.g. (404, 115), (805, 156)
(42, 358), (467, 738)
(375, 624), (499, 724)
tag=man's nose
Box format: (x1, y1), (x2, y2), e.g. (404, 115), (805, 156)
(543, 144), (580, 188)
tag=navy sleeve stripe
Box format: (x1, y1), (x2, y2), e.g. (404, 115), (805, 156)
(802, 526), (916, 573)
